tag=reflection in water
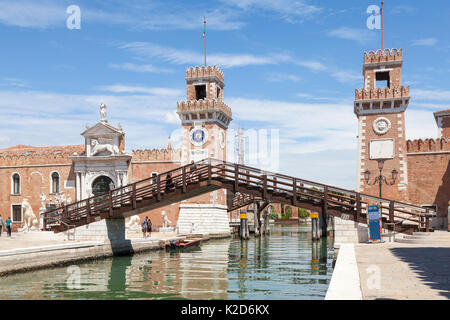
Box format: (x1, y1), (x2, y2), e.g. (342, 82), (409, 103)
(0, 223), (333, 300)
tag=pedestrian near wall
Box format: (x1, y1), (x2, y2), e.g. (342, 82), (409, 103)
(142, 216), (149, 238)
(5, 217), (12, 237)
(0, 216), (4, 237)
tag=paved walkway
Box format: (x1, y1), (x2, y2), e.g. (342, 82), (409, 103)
(355, 242), (450, 300)
(0, 231), (180, 252)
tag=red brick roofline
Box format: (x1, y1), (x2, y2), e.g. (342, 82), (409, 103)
(177, 99), (232, 119)
(185, 65), (224, 84)
(355, 86), (410, 100)
(132, 148), (181, 162)
(0, 145), (85, 166)
(364, 48), (402, 65)
(406, 138), (449, 153)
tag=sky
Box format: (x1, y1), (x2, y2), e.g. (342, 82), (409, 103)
(0, 0), (449, 190)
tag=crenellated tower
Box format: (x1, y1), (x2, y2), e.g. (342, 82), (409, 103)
(176, 65), (232, 235)
(354, 49), (410, 200)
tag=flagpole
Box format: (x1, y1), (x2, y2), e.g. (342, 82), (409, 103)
(203, 17), (206, 67)
(381, 1), (384, 51)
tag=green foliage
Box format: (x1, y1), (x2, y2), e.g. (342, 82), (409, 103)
(298, 208), (309, 219)
(269, 212), (279, 220)
(282, 206), (292, 219)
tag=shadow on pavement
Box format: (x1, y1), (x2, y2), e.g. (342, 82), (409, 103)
(390, 247), (450, 299)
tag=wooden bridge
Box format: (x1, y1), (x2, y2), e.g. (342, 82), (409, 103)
(43, 159), (434, 234)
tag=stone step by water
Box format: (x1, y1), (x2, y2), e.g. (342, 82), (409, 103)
(394, 231), (450, 244)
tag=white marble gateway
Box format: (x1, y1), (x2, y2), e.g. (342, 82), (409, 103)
(71, 103), (132, 201)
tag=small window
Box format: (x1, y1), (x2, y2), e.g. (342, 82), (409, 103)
(217, 87), (221, 99)
(12, 205), (22, 222)
(12, 173), (20, 194)
(195, 85), (206, 100)
(51, 172), (60, 194)
(376, 71), (390, 88)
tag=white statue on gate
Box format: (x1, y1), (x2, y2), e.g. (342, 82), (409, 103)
(161, 211), (171, 228)
(100, 102), (107, 123)
(22, 198), (39, 231)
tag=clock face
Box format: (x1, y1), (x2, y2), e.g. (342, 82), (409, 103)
(373, 117), (391, 135)
(190, 127), (208, 147)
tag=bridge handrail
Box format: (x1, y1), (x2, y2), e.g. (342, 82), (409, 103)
(43, 158), (434, 232)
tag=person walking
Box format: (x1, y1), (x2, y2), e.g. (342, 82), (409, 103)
(189, 160), (197, 182)
(5, 217), (12, 237)
(0, 216), (4, 237)
(142, 216), (149, 238)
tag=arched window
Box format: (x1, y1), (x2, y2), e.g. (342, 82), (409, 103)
(12, 173), (20, 195)
(51, 172), (60, 194)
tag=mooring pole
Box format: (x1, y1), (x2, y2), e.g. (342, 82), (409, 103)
(254, 202), (260, 236)
(263, 210), (270, 235)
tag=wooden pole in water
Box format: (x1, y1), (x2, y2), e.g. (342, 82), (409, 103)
(254, 202), (260, 236)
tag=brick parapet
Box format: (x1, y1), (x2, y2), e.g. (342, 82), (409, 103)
(364, 48), (402, 65)
(131, 148), (181, 162)
(406, 138), (450, 153)
(177, 99), (232, 119)
(355, 86), (410, 101)
(186, 65), (224, 83)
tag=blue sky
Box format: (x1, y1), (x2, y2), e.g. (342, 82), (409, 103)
(0, 0), (449, 189)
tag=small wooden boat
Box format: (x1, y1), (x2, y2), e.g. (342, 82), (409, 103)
(166, 238), (202, 250)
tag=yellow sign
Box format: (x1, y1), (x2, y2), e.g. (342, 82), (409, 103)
(240, 213), (247, 219)
(310, 212), (319, 219)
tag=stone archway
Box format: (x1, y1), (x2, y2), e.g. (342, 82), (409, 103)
(91, 175), (115, 195)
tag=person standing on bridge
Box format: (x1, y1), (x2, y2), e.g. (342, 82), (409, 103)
(189, 160), (197, 182)
(165, 173), (174, 193)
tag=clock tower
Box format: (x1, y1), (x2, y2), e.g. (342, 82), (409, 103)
(354, 49), (410, 201)
(176, 65), (232, 234)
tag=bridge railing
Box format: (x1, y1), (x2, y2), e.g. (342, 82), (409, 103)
(43, 158), (434, 232)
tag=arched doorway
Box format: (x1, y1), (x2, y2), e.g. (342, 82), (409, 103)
(91, 176), (115, 195)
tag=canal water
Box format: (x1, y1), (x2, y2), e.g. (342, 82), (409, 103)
(0, 223), (334, 300)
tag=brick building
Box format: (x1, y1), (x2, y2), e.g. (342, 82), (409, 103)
(0, 65), (230, 233)
(355, 48), (449, 230)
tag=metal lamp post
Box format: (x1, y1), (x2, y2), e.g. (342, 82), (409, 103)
(364, 160), (398, 198)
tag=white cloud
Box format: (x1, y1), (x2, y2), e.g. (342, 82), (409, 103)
(328, 27), (375, 43)
(413, 89), (450, 101)
(295, 60), (327, 72)
(108, 63), (173, 74)
(222, 0), (323, 23)
(0, 0), (244, 31)
(412, 38), (438, 46)
(97, 84), (184, 97)
(331, 70), (362, 84)
(265, 73), (301, 82)
(119, 42), (293, 68)
(0, 0), (66, 28)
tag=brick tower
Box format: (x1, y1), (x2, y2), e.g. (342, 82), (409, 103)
(354, 49), (410, 200)
(176, 65), (232, 234)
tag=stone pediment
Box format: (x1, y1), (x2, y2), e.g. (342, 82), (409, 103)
(81, 122), (122, 138)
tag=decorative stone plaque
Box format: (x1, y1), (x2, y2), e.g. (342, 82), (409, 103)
(369, 139), (394, 160)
